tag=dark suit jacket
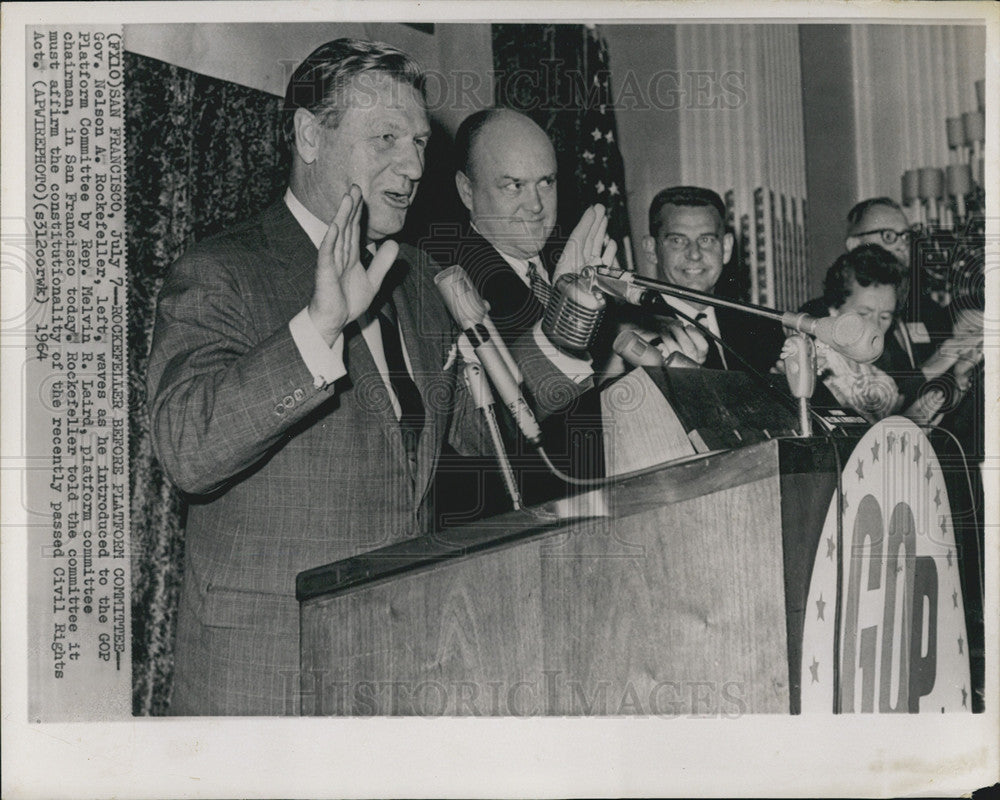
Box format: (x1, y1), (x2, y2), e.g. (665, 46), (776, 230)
(423, 225), (605, 518)
(147, 202), (587, 714)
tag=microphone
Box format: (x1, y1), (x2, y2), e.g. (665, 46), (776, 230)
(780, 311), (883, 364)
(542, 272), (607, 353)
(613, 330), (665, 367)
(613, 329), (703, 370)
(435, 265), (542, 446)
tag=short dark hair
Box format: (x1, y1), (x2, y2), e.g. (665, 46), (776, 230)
(282, 38), (425, 149)
(453, 108), (509, 178)
(823, 244), (906, 311)
(648, 186), (727, 236)
(846, 196), (904, 234)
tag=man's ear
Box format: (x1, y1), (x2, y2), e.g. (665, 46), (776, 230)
(293, 107), (320, 165)
(845, 236), (860, 252)
(642, 235), (656, 266)
(722, 231), (735, 264)
(455, 171), (474, 213)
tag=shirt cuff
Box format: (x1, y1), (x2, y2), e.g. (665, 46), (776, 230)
(289, 307), (347, 389)
(532, 321), (593, 383)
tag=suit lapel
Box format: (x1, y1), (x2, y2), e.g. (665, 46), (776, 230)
(462, 226), (544, 343)
(261, 204), (458, 507)
(393, 251), (455, 498)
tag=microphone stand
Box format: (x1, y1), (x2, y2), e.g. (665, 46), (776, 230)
(782, 333), (816, 437)
(591, 265), (793, 327)
(462, 362), (523, 511)
(587, 266), (859, 438)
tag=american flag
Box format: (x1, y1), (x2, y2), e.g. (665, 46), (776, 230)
(492, 23), (633, 267)
(576, 25), (633, 266)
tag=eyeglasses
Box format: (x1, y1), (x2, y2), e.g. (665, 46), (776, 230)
(854, 228), (913, 246)
(662, 233), (722, 251)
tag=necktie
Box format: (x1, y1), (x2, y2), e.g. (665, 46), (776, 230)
(377, 299), (425, 459)
(695, 312), (728, 370)
(526, 258), (552, 308)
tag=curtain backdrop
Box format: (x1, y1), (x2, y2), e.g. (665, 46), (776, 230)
(492, 24), (633, 266)
(126, 51), (289, 715)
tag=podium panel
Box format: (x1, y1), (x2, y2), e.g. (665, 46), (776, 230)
(297, 370), (978, 715)
(299, 441), (793, 715)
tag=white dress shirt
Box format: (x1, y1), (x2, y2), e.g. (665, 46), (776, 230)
(285, 189), (410, 419)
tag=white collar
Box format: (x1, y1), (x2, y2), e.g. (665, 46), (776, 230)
(284, 188), (328, 249)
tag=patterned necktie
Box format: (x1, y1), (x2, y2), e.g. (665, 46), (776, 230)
(526, 258), (552, 308)
(695, 312), (728, 370)
(377, 299), (425, 459)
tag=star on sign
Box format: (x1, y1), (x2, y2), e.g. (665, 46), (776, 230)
(608, 182), (620, 196)
(946, 548), (953, 567)
(599, 103), (607, 115)
(913, 442), (921, 463)
(604, 130), (614, 143)
(925, 464), (933, 482)
(958, 635), (964, 655)
(934, 489), (941, 509)
(962, 687), (968, 708)
(810, 657), (820, 683)
(582, 149), (595, 164)
(900, 433), (908, 453)
(591, 127), (602, 141)
(855, 459), (864, 481)
(952, 589), (959, 608)
(887, 432), (896, 452)
(841, 493), (849, 514)
(595, 180), (605, 194)
(826, 537), (836, 560)
(871, 440), (880, 462)
(816, 594), (826, 621)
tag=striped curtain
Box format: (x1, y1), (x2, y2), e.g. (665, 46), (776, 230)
(851, 24), (986, 202)
(126, 51), (288, 714)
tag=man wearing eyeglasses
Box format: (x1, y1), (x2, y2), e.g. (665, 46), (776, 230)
(637, 185), (785, 375)
(843, 197), (983, 414)
(845, 197), (913, 267)
(843, 197), (930, 383)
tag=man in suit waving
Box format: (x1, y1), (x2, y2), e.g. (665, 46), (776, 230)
(425, 109), (619, 517)
(147, 40), (593, 715)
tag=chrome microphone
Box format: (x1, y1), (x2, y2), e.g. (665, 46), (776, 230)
(542, 272), (607, 353)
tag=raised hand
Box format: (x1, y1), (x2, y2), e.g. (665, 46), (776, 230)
(553, 203), (618, 282)
(308, 185), (399, 345)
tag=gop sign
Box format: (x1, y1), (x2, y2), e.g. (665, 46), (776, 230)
(800, 417), (971, 713)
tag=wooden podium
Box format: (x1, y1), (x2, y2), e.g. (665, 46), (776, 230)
(297, 365), (847, 715)
(297, 367), (977, 716)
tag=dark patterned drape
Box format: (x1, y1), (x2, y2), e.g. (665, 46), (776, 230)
(492, 24), (633, 262)
(126, 51), (289, 715)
